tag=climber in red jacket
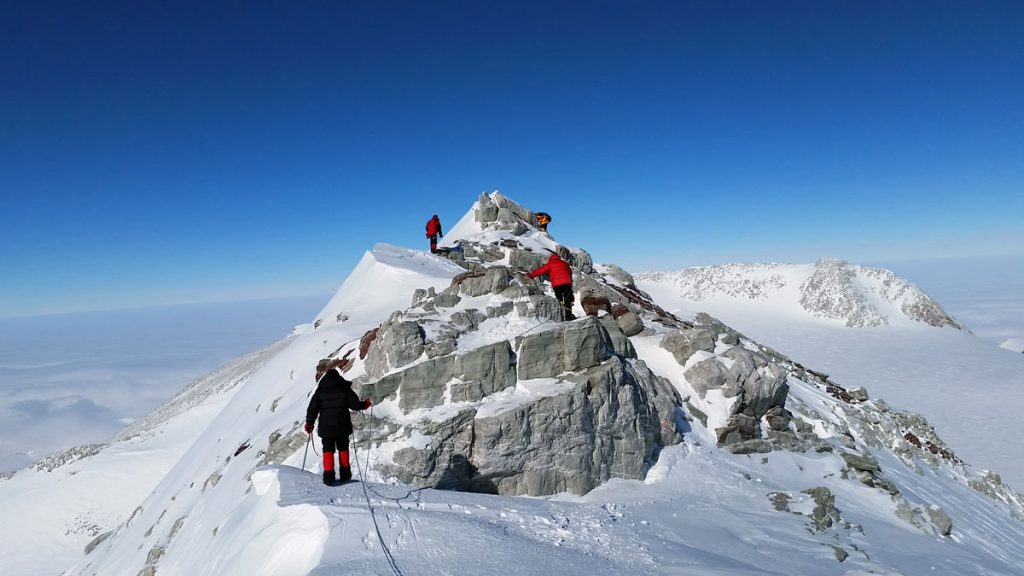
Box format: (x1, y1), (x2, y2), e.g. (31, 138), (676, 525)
(425, 215), (443, 253)
(528, 251), (575, 321)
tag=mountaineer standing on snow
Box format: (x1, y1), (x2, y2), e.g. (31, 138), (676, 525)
(528, 249), (575, 321)
(305, 367), (371, 485)
(426, 214), (443, 253)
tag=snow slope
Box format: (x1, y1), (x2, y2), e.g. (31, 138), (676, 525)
(13, 193), (1023, 576)
(1001, 337), (1024, 353)
(0, 339), (288, 575)
(637, 264), (1024, 491)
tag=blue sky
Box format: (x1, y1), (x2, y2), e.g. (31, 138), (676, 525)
(3, 1), (1022, 317)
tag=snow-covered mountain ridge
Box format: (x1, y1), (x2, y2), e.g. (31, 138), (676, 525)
(8, 192), (1023, 575)
(636, 259), (963, 329)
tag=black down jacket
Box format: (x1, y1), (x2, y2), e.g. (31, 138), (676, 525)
(305, 369), (367, 438)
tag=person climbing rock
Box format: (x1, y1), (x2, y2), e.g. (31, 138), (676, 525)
(528, 249), (575, 321)
(535, 212), (551, 232)
(425, 214), (443, 253)
(305, 367), (371, 485)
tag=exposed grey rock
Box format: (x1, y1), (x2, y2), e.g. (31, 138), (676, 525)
(471, 356), (679, 495)
(567, 247), (594, 274)
(365, 320), (426, 379)
(84, 531), (113, 554)
(764, 407), (792, 431)
(509, 248), (547, 275)
(661, 327), (716, 365)
(258, 430), (307, 466)
(514, 295), (564, 322)
(848, 386), (870, 402)
(362, 354), (456, 410)
(901, 295), (962, 329)
(598, 313), (637, 359)
(725, 439), (772, 454)
(629, 359), (685, 447)
(800, 258), (887, 327)
(491, 191), (534, 223)
(449, 341), (517, 403)
(486, 301), (514, 318)
(461, 243), (505, 262)
(450, 309), (487, 332)
(769, 492), (792, 512)
(600, 263), (636, 287)
(475, 193), (499, 223)
(568, 269), (599, 294)
(458, 267), (513, 297)
(411, 287), (433, 308)
(802, 486), (840, 531)
(925, 504), (953, 536)
(515, 317), (613, 380)
(612, 305), (645, 337)
(685, 402), (708, 427)
(495, 207), (528, 234)
(385, 410), (478, 489)
(693, 313), (741, 345)
(684, 358), (728, 398)
(716, 413), (758, 445)
(832, 546), (849, 562)
(434, 290), (462, 308)
(841, 451), (881, 474)
(742, 363), (789, 419)
(425, 336), (457, 358)
(722, 346), (758, 384)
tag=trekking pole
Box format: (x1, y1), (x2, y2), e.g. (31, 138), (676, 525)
(302, 432), (311, 471)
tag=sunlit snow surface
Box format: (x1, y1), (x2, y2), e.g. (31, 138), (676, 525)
(5, 200), (1023, 576)
(637, 259), (1024, 492)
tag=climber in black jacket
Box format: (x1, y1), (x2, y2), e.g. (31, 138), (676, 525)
(305, 367), (371, 485)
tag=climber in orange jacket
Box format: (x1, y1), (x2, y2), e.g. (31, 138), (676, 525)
(528, 251), (575, 321)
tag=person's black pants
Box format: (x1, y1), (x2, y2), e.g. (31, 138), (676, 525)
(553, 284), (575, 320)
(322, 436), (350, 453)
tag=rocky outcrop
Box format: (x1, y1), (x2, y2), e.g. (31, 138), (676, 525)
(380, 355), (682, 496)
(611, 303), (645, 336)
(800, 258), (887, 327)
(361, 341), (517, 410)
(660, 327), (716, 365)
(454, 266), (513, 297)
(364, 318), (425, 380)
(515, 317), (613, 380)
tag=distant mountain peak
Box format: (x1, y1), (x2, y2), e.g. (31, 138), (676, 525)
(636, 259), (964, 329)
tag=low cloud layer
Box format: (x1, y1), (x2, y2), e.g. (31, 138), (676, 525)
(0, 296), (325, 473)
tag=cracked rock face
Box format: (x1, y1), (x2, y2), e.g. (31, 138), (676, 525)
(383, 356), (681, 496)
(364, 320), (426, 380)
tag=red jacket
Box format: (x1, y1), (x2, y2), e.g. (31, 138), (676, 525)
(426, 216), (442, 237)
(529, 254), (573, 287)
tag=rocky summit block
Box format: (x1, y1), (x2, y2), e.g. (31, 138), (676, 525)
(382, 355), (682, 496)
(364, 319), (426, 380)
(515, 316), (615, 380)
(360, 341), (517, 412)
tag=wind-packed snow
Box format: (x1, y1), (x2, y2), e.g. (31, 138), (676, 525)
(0, 340), (287, 575)
(999, 337), (1024, 353)
(6, 194), (1024, 576)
